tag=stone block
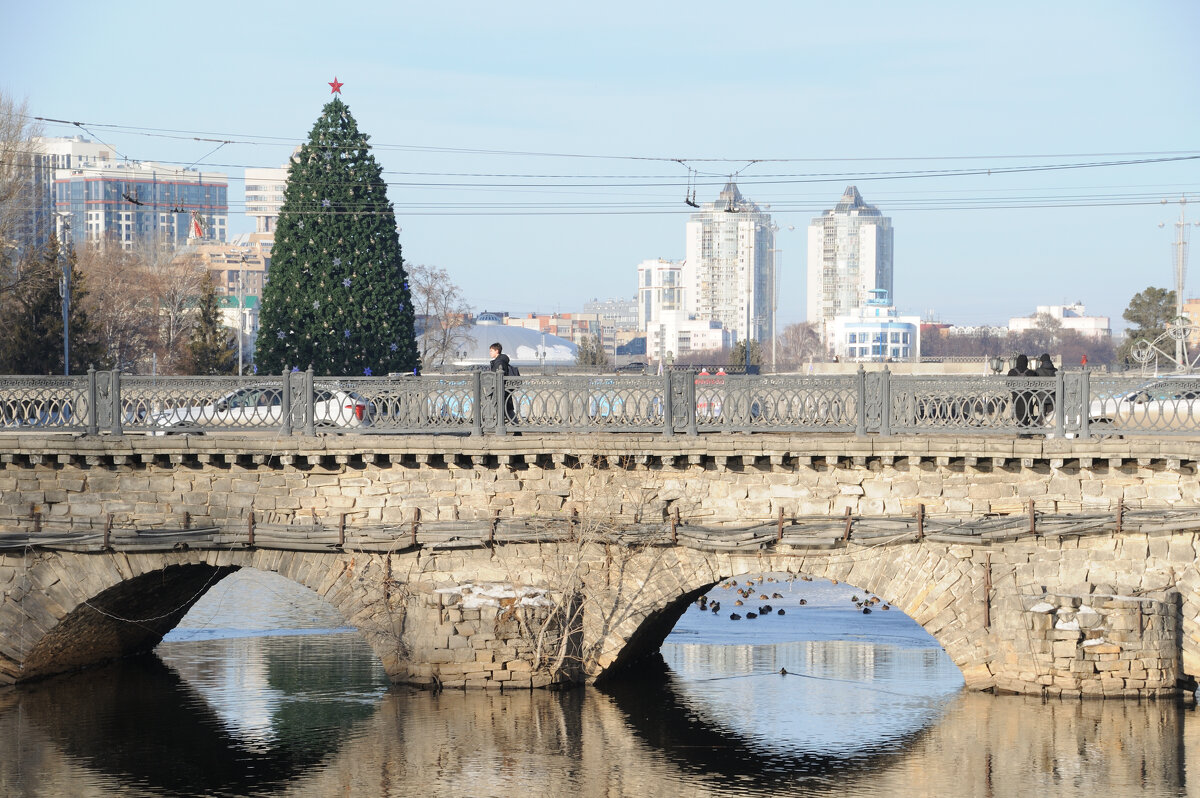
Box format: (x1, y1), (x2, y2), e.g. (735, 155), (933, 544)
(1052, 641), (1080, 658)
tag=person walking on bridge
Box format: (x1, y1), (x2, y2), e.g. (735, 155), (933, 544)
(490, 343), (519, 433)
(1007, 354), (1037, 432)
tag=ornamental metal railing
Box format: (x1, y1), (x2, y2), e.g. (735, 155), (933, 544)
(3, 368), (1200, 438)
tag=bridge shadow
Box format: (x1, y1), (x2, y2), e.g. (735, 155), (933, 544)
(6, 637), (383, 797)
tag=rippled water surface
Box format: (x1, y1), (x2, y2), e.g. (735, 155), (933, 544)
(1, 569), (1197, 797)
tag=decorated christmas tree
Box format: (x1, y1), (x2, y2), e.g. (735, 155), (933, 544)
(256, 79), (419, 376)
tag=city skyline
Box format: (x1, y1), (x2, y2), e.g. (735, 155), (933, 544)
(4, 1), (1198, 333)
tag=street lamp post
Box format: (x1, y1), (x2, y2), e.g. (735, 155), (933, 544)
(1160, 196), (1200, 370)
(57, 214), (71, 376)
(237, 255), (248, 376)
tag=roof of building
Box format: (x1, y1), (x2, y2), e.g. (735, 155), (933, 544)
(452, 314), (578, 367)
(832, 185), (883, 217)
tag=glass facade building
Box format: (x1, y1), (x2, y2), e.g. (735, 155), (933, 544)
(53, 163), (228, 249)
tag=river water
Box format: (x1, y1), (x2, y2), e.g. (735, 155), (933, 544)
(1, 569), (1197, 797)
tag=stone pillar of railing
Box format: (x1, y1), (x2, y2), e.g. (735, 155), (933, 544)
(471, 371), (483, 437)
(855, 366), (867, 437)
(661, 370), (674, 437)
(280, 370), (293, 436)
(721, 376), (733, 434)
(494, 371), (507, 436)
(879, 367), (892, 437)
(86, 367), (98, 437)
(1054, 370), (1066, 438)
(304, 367), (316, 436)
(685, 371), (698, 436)
(1079, 369), (1092, 440)
(110, 371), (123, 436)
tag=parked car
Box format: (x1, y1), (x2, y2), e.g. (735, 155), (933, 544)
(150, 385), (370, 432)
(1088, 377), (1200, 432)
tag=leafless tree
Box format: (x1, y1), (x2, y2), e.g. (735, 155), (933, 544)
(775, 322), (823, 372)
(0, 92), (45, 290)
(147, 249), (210, 373)
(409, 263), (474, 370)
(76, 243), (158, 372)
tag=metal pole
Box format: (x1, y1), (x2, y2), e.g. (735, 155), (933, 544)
(771, 243), (779, 374)
(58, 216), (71, 375)
(1174, 198), (1187, 368)
(238, 256), (246, 376)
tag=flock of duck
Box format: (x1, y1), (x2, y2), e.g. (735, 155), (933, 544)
(694, 574), (892, 621)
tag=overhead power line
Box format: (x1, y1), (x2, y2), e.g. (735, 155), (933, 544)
(25, 112), (1200, 165)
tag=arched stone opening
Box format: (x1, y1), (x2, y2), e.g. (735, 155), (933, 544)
(589, 561), (974, 690)
(21, 563), (239, 680)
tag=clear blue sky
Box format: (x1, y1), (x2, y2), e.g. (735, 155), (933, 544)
(4, 0), (1198, 332)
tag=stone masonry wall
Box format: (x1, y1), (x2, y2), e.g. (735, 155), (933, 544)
(397, 582), (578, 690)
(0, 434), (1196, 531)
(1012, 591), (1178, 697)
(2, 434), (1200, 696)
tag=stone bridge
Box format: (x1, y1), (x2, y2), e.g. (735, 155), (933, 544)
(2, 432), (1199, 698)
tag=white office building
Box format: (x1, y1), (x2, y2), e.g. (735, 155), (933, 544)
(807, 186), (894, 344)
(830, 290), (920, 362)
(637, 257), (733, 360)
(1008, 303), (1111, 341)
(10, 137), (116, 256)
(684, 182), (776, 348)
(637, 258), (690, 328)
(244, 165), (288, 234)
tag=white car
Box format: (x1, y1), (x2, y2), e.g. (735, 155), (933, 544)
(151, 385), (370, 432)
(1088, 377), (1200, 432)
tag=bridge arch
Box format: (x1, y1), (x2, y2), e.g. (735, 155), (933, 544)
(1, 549), (405, 685)
(3, 530), (1194, 698)
(584, 547), (989, 689)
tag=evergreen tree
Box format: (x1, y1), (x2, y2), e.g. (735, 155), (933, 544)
(575, 334), (610, 368)
(188, 276), (237, 375)
(730, 339), (763, 369)
(1119, 286), (1176, 363)
(0, 235), (100, 374)
(63, 246), (104, 373)
(256, 94), (418, 375)
(0, 242), (61, 373)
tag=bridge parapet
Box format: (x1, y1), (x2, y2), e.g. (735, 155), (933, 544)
(4, 368), (1200, 438)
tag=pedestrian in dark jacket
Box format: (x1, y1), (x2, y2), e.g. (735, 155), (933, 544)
(1035, 354), (1057, 422)
(1007, 354), (1037, 429)
(489, 343), (519, 432)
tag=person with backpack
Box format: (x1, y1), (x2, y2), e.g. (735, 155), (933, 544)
(490, 343), (520, 432)
(1006, 354), (1038, 433)
(1035, 353), (1058, 424)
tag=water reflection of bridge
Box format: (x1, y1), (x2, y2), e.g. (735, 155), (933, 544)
(1, 637), (1192, 796)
